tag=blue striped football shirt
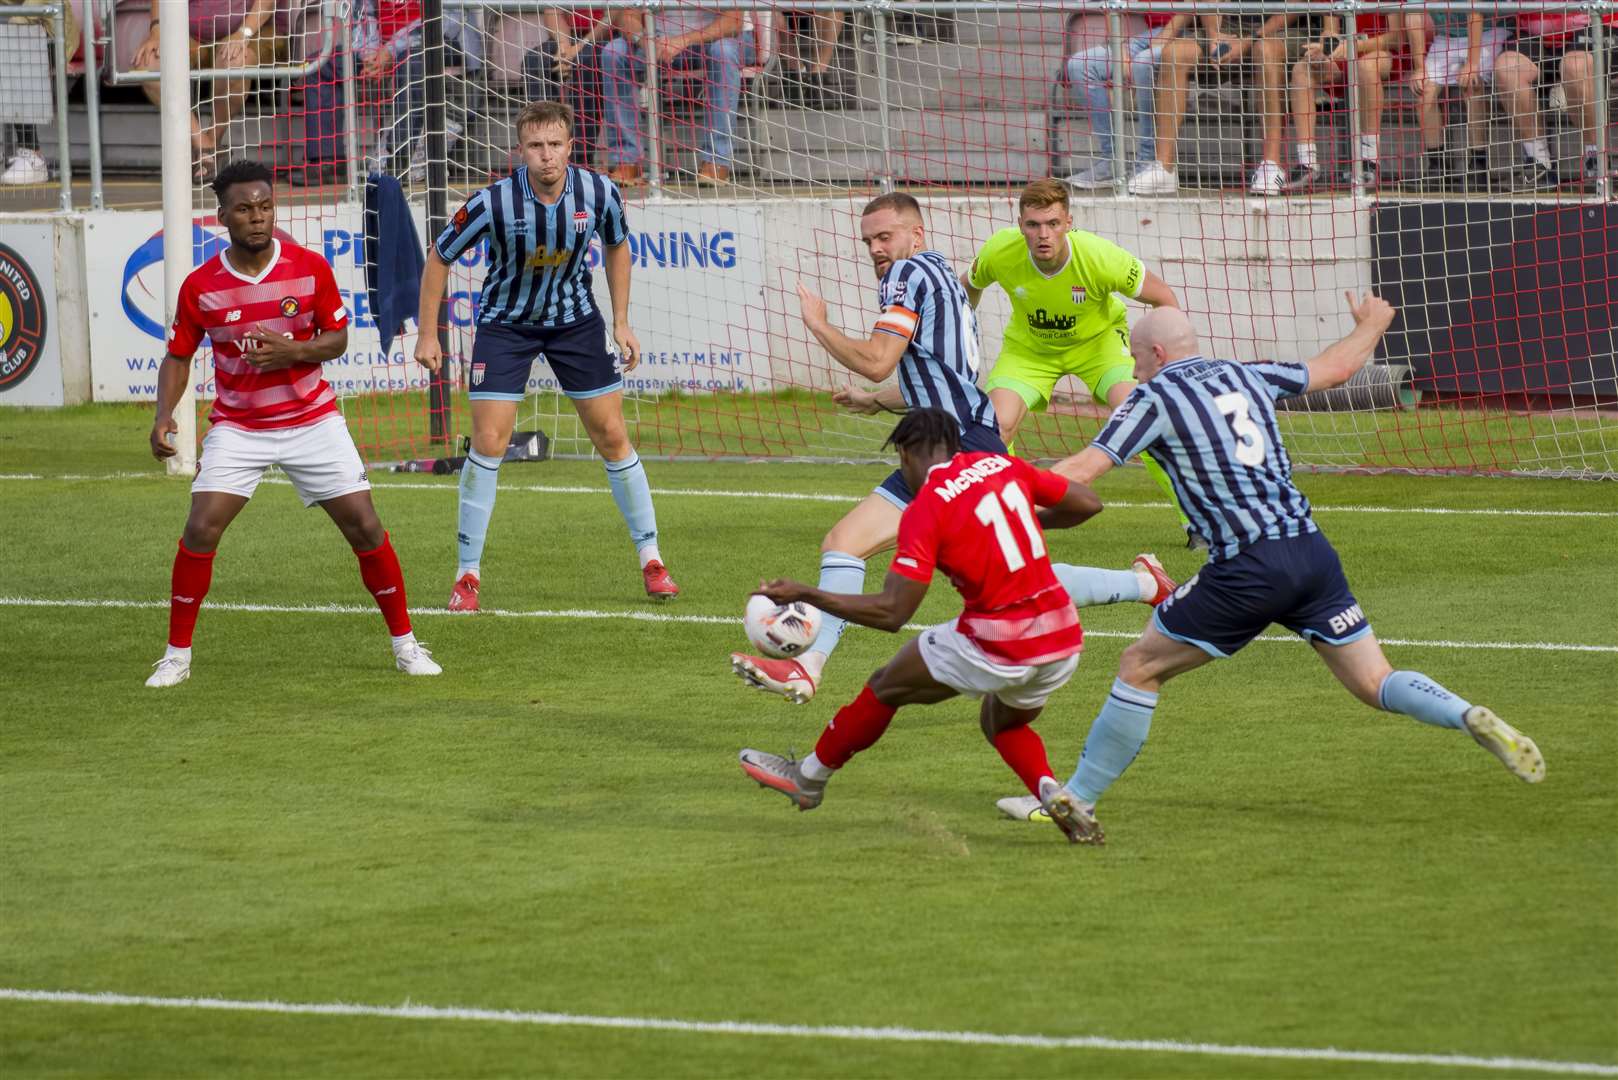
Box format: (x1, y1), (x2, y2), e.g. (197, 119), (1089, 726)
(873, 251), (996, 434)
(434, 165), (628, 327)
(1093, 355), (1316, 561)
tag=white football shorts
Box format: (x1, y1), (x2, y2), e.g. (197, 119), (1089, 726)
(194, 413), (370, 507)
(1424, 29), (1509, 87)
(917, 618), (1080, 710)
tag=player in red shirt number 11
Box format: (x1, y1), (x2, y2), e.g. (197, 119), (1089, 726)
(738, 409), (1107, 845)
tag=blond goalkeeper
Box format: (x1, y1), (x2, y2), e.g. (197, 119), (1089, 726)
(963, 178), (1184, 525)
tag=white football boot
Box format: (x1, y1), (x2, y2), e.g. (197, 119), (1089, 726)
(1463, 706), (1544, 783)
(394, 638), (443, 676)
(145, 653), (192, 688)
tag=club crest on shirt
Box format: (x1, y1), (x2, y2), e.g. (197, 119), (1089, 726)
(573, 210), (589, 233)
(1071, 286), (1087, 305)
(280, 297), (301, 318)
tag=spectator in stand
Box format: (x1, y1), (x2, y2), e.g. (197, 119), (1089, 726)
(1282, 8), (1429, 193)
(600, 5), (754, 186)
(1063, 11), (1193, 189)
(296, 0), (479, 187)
(0, 0), (77, 185)
(525, 7), (614, 168)
(131, 0), (287, 179)
(1494, 8), (1618, 190)
(1127, 10), (1310, 196)
(779, 8), (845, 107)
(1403, 8), (1511, 192)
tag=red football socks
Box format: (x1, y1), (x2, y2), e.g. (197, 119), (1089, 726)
(355, 532), (412, 637)
(813, 685), (898, 769)
(992, 724), (1056, 796)
(167, 540), (215, 648)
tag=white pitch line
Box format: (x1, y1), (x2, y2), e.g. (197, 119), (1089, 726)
(0, 989), (1612, 1076)
(1, 472), (1613, 517)
(2, 596), (1612, 653)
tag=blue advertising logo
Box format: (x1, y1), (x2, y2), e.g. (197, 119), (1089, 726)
(120, 223), (232, 340)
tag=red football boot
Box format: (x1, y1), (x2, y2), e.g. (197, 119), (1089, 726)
(642, 559), (680, 600)
(730, 652), (817, 705)
(1133, 553), (1177, 606)
(448, 572), (480, 612)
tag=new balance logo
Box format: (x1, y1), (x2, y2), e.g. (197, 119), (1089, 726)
(1328, 604), (1366, 636)
(224, 309), (243, 323)
(374, 586), (398, 596)
(173, 595), (196, 604)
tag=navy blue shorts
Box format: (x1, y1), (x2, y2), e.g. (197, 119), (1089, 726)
(875, 422), (1008, 508)
(468, 314), (620, 401)
(1153, 529), (1371, 658)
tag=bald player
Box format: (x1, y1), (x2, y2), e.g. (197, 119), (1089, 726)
(997, 297), (1544, 835)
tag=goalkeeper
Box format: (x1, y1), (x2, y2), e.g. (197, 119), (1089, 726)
(964, 178), (1185, 530)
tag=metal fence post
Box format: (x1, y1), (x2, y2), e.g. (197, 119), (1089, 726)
(873, 0), (895, 192)
(51, 2), (71, 209)
(341, 3), (360, 204)
(423, 0), (452, 443)
(1344, 3), (1363, 198)
(1593, 0), (1609, 201)
(1108, 0), (1127, 195)
(645, 6), (665, 198)
(81, 0), (104, 209)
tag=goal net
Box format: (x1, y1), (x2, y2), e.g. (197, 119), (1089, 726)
(192, 0), (1617, 477)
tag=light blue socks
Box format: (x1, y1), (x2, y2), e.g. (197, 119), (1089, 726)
(457, 449), (502, 576)
(604, 450), (660, 561)
(1378, 670), (1469, 729)
(1068, 677), (1158, 804)
(1053, 563), (1144, 607)
(807, 551), (866, 657)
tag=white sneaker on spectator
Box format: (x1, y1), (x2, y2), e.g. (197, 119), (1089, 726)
(1127, 161), (1178, 196)
(1, 149), (48, 185)
(1249, 159), (1285, 196)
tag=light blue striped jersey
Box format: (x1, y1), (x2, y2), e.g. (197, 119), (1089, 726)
(1093, 355), (1316, 560)
(434, 165), (628, 327)
(874, 250), (996, 434)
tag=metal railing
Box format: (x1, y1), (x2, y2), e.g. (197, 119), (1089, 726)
(4, 3), (72, 210)
(96, 0), (338, 85)
(441, 0), (1612, 201)
(7, 0), (1614, 210)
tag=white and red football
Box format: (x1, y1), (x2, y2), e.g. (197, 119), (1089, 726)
(743, 594), (823, 659)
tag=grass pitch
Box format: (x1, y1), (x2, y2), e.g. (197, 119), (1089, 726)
(1, 404), (1614, 1078)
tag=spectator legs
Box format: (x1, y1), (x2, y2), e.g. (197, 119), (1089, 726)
(301, 57), (345, 167)
(1150, 37), (1201, 170)
(601, 36), (645, 168)
(567, 44), (606, 167)
(1355, 53), (1393, 175)
(1129, 40), (1164, 166)
(1253, 37), (1287, 169)
(1493, 52), (1543, 153)
(698, 38), (746, 169)
(1560, 51), (1597, 150)
(1065, 44), (1117, 159)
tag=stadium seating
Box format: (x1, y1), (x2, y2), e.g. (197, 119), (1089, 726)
(29, 5), (1618, 191)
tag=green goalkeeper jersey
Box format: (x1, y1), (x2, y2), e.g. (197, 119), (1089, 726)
(967, 227), (1145, 358)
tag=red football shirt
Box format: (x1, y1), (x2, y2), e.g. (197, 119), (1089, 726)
(167, 240), (349, 432)
(890, 452), (1083, 666)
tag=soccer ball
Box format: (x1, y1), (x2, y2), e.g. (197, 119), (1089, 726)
(743, 594), (823, 659)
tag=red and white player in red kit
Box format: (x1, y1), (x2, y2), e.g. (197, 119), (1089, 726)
(146, 160), (440, 687)
(737, 408), (1107, 844)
